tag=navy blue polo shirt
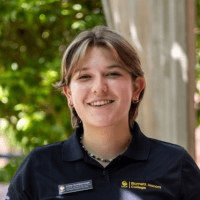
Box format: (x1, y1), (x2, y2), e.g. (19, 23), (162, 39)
(6, 122), (200, 200)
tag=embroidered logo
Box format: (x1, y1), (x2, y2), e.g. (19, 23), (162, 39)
(121, 180), (162, 190)
(58, 180), (93, 195)
(121, 180), (128, 188)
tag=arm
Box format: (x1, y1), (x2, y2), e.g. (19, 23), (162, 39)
(6, 151), (36, 200)
(180, 150), (200, 200)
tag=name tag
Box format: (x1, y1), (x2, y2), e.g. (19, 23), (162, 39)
(58, 180), (93, 195)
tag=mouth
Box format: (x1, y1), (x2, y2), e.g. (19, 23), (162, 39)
(87, 100), (114, 107)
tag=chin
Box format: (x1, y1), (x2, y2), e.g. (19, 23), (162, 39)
(86, 119), (119, 128)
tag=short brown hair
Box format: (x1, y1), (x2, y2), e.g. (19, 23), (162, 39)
(55, 26), (145, 128)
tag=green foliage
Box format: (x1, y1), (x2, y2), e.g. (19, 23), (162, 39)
(0, 0), (106, 183)
(0, 156), (25, 183)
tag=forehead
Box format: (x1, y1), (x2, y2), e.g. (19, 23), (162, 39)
(73, 65), (125, 75)
(71, 46), (124, 73)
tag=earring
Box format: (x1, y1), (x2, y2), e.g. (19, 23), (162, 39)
(68, 100), (74, 108)
(132, 98), (139, 104)
(69, 103), (74, 108)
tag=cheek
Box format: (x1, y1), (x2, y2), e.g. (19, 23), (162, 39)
(70, 83), (88, 103)
(70, 82), (79, 92)
(115, 80), (133, 96)
(69, 84), (79, 103)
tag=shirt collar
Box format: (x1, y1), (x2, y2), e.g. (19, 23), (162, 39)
(62, 126), (84, 162)
(123, 122), (151, 161)
(62, 122), (151, 162)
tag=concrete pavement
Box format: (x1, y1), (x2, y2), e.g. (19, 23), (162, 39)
(0, 184), (8, 200)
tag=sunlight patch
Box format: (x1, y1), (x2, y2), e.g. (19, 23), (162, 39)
(120, 189), (143, 200)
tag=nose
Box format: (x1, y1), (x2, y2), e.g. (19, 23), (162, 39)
(92, 76), (108, 95)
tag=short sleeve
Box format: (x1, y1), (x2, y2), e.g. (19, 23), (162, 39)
(181, 150), (200, 200)
(6, 151), (37, 200)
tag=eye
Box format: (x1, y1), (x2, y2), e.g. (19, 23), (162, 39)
(78, 74), (91, 80)
(106, 72), (122, 78)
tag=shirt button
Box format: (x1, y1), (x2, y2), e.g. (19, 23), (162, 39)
(103, 170), (107, 176)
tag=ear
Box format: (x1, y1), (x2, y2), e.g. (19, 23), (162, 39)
(62, 86), (73, 106)
(132, 77), (146, 100)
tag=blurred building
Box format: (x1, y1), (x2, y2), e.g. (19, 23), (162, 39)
(102, 0), (198, 165)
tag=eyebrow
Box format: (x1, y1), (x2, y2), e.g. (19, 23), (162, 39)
(73, 64), (124, 74)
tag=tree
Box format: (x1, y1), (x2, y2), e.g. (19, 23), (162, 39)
(0, 0), (106, 182)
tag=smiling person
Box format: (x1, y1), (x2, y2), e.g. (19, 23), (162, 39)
(6, 26), (200, 200)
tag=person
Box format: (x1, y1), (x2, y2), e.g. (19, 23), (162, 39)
(6, 26), (200, 200)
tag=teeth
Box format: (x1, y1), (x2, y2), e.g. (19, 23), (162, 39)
(89, 100), (113, 107)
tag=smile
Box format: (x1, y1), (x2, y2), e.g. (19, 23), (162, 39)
(88, 100), (114, 107)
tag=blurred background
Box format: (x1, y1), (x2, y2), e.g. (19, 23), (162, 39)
(0, 0), (106, 197)
(0, 0), (199, 199)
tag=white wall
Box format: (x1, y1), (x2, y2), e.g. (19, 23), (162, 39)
(102, 0), (195, 157)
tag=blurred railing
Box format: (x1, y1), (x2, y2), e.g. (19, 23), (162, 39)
(0, 154), (21, 159)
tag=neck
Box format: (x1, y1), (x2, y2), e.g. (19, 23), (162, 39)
(82, 122), (132, 160)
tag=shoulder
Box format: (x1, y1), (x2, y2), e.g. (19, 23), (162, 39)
(146, 138), (200, 198)
(7, 141), (66, 199)
(26, 141), (65, 164)
(148, 137), (200, 173)
(149, 138), (185, 152)
(147, 137), (190, 164)
(149, 137), (185, 153)
(32, 141), (64, 155)
(147, 137), (200, 175)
